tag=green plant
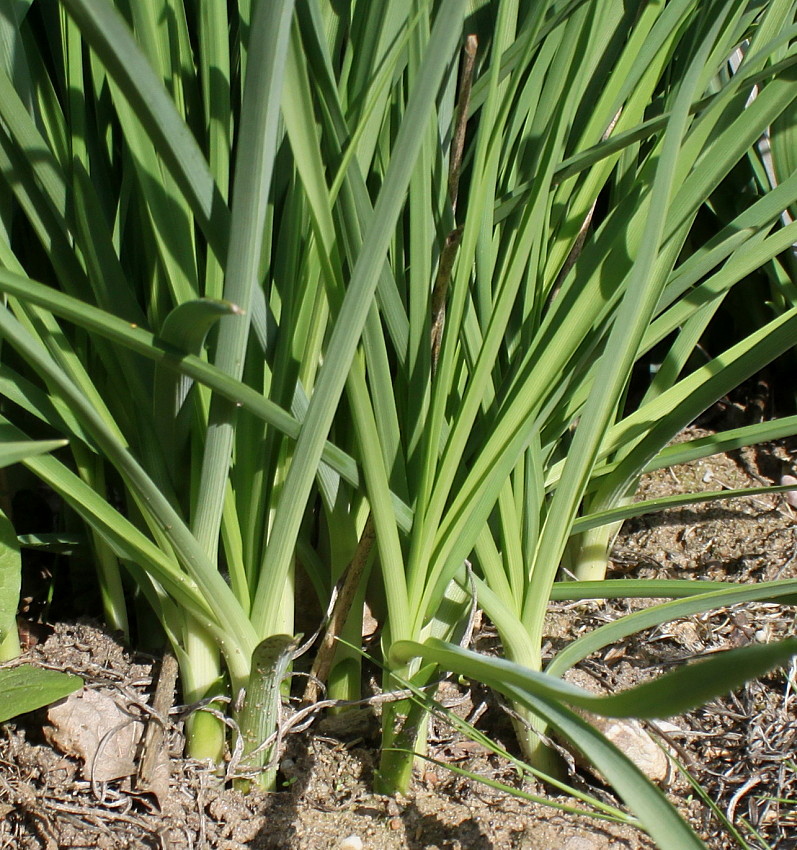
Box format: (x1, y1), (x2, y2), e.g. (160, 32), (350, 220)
(0, 438), (67, 660)
(0, 436), (82, 721)
(2, 2), (797, 845)
(0, 665), (82, 723)
(387, 636), (797, 849)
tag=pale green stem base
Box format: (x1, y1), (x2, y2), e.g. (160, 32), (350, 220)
(327, 656), (361, 705)
(182, 623), (226, 764)
(326, 580), (369, 708)
(572, 488), (635, 582)
(509, 704), (565, 779)
(375, 695), (431, 795)
(571, 519), (624, 582)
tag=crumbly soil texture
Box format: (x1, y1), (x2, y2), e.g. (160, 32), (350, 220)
(1, 426), (796, 850)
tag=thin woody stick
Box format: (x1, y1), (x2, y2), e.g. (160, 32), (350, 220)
(448, 34), (478, 215)
(302, 516), (375, 704)
(549, 109), (623, 301)
(430, 226), (463, 372)
(431, 35), (477, 374)
(136, 648), (178, 789)
(302, 36), (479, 707)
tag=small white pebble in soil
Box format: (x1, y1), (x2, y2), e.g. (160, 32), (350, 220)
(563, 837), (599, 850)
(338, 835), (364, 850)
(780, 474), (797, 508)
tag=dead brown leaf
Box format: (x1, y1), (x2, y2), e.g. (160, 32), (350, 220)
(45, 688), (169, 805)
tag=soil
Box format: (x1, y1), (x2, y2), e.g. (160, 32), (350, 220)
(1, 426), (796, 850)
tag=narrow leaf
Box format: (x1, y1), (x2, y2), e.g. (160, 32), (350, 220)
(392, 636), (797, 720)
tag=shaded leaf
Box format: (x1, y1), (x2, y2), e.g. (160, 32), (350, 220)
(0, 665), (82, 723)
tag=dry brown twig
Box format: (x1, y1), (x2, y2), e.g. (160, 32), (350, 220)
(301, 36), (480, 710)
(431, 34), (476, 373)
(136, 648), (179, 790)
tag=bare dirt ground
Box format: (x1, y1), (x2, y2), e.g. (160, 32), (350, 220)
(1, 426), (796, 849)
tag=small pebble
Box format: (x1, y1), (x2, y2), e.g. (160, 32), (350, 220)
(422, 768), (439, 786)
(781, 474), (797, 508)
(338, 836), (363, 850)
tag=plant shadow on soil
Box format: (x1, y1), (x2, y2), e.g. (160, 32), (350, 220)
(249, 697), (500, 848)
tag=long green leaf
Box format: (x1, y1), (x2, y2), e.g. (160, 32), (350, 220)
(572, 482), (797, 535)
(250, 0), (467, 637)
(57, 0), (229, 258)
(392, 636), (797, 720)
(192, 0), (294, 559)
(391, 636), (731, 848)
(547, 579), (797, 677)
(0, 269), (418, 528)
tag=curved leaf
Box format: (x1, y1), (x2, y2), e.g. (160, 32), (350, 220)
(572, 482), (797, 535)
(0, 438), (67, 468)
(547, 579), (797, 677)
(391, 636), (711, 848)
(392, 636), (797, 719)
(153, 298), (243, 459)
(0, 269), (414, 531)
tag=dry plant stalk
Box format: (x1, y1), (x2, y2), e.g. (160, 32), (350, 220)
(302, 516), (375, 704)
(431, 34), (476, 373)
(136, 649), (178, 789)
(303, 36), (479, 706)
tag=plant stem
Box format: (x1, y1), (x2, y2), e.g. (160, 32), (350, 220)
(236, 633), (299, 791)
(181, 622), (226, 763)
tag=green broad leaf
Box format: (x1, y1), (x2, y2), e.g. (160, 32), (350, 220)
(392, 636), (797, 719)
(0, 665), (83, 723)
